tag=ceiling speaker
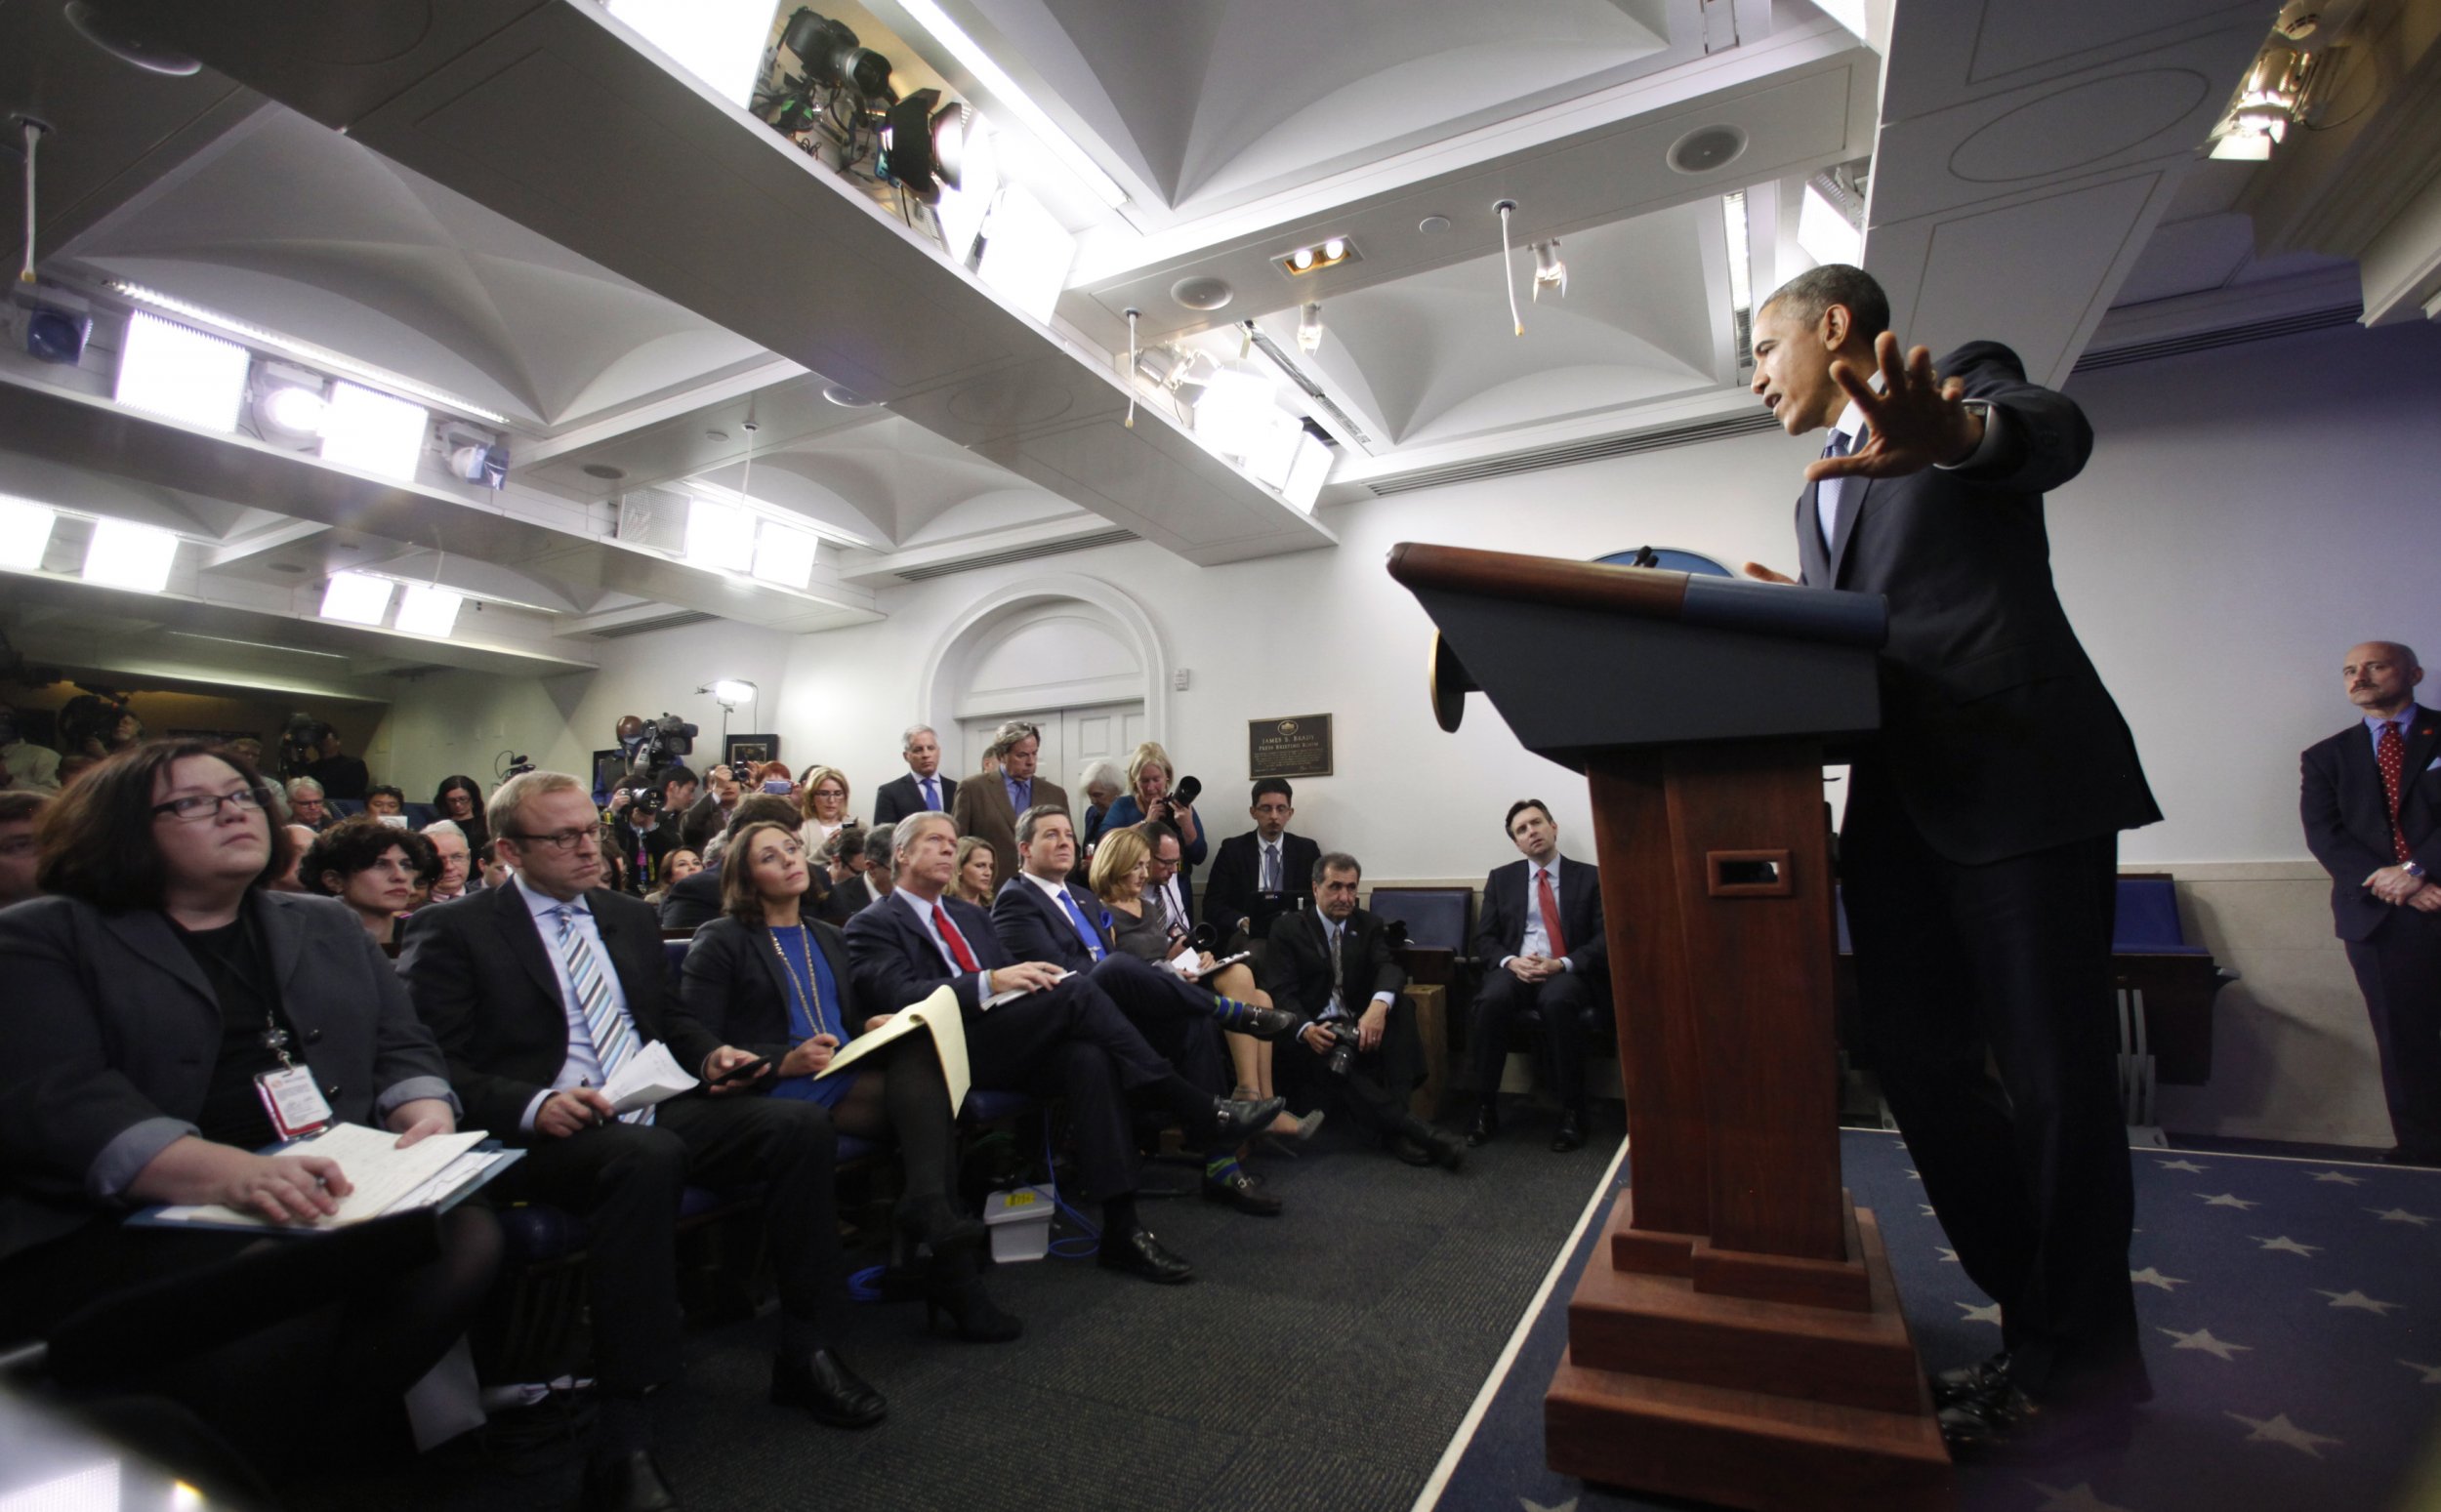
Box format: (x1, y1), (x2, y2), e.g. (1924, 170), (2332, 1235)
(1668, 125), (1748, 174)
(1171, 276), (1233, 311)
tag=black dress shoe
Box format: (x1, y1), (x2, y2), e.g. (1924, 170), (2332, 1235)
(895, 1195), (986, 1271)
(924, 1270), (1022, 1343)
(769, 1348), (888, 1429)
(1390, 1135), (1437, 1166)
(1467, 1109), (1500, 1148)
(1209, 1094), (1288, 1144)
(576, 1450), (679, 1512)
(1424, 1128), (1466, 1170)
(1097, 1225), (1194, 1284)
(1230, 1005), (1300, 1041)
(1931, 1351), (2013, 1409)
(1201, 1167), (1283, 1216)
(1937, 1381), (2135, 1463)
(1549, 1112), (1586, 1153)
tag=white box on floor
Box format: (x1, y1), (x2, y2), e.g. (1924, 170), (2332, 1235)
(982, 1184), (1056, 1262)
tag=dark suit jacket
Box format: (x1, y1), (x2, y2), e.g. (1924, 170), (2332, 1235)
(1796, 342), (2158, 864)
(950, 774), (1071, 896)
(658, 867), (724, 931)
(844, 890), (1013, 1018)
(677, 794), (738, 855)
(0, 890), (456, 1261)
(1203, 830), (1321, 935)
(678, 914), (868, 1062)
(2302, 706), (2441, 942)
(398, 880), (723, 1142)
(990, 874), (1114, 974)
(873, 772), (957, 828)
(1474, 855), (1609, 993)
(827, 875), (878, 920)
(1259, 906), (1406, 1025)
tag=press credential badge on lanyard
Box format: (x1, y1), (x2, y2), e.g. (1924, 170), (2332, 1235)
(256, 1017), (332, 1141)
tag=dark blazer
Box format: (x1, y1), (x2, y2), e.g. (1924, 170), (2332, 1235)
(950, 774), (1071, 897)
(827, 874), (878, 920)
(678, 914), (868, 1063)
(2302, 706), (2441, 942)
(1203, 830), (1321, 935)
(1796, 342), (2159, 865)
(991, 874), (1114, 974)
(873, 772), (957, 828)
(658, 867), (724, 931)
(1259, 906), (1406, 1025)
(1474, 855), (1609, 990)
(0, 890), (456, 1261)
(844, 890), (1012, 1018)
(398, 880), (723, 1142)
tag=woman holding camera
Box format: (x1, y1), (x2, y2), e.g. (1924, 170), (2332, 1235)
(302, 815), (441, 950)
(680, 820), (1016, 1342)
(1096, 742), (1205, 867)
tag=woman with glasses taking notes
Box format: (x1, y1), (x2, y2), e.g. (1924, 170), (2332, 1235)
(0, 740), (499, 1482)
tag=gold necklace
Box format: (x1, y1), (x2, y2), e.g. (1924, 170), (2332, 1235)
(767, 923), (835, 1040)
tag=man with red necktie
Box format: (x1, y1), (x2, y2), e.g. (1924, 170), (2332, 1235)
(2303, 640), (2441, 1166)
(1467, 799), (1608, 1153)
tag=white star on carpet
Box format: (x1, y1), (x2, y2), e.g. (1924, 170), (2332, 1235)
(2131, 1267), (2188, 1291)
(2158, 1159), (2210, 1172)
(2030, 1481), (2142, 1512)
(2198, 1193), (2260, 1209)
(2159, 1327), (2252, 1361)
(1957, 1301), (2004, 1326)
(1936, 1246), (1959, 1263)
(2251, 1235), (2322, 1257)
(2226, 1411), (2342, 1458)
(1904, 1167), (1921, 1180)
(1521, 1498), (1578, 1512)
(2318, 1288), (2403, 1315)
(2310, 1169), (2368, 1186)
(2398, 1361), (2441, 1384)
(1920, 1204), (1937, 1217)
(2367, 1207), (2434, 1226)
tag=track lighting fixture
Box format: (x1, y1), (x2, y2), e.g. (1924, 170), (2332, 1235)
(1297, 302), (1324, 355)
(1277, 238), (1357, 277)
(1531, 241), (1566, 302)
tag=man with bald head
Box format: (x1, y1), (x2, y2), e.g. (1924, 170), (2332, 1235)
(2303, 640), (2441, 1165)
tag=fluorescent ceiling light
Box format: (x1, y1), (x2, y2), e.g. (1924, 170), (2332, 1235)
(319, 382), (429, 481)
(935, 113), (1001, 265)
(605, 0), (768, 107)
(752, 519), (820, 589)
(0, 494), (58, 571)
(977, 184), (1076, 324)
(111, 281), (507, 423)
(320, 570), (395, 626)
(394, 582), (465, 637)
(115, 311), (249, 432)
(893, 0), (1128, 208)
(83, 517), (180, 593)
(1797, 184), (1862, 268)
(1722, 190), (1754, 312)
(684, 496), (757, 573)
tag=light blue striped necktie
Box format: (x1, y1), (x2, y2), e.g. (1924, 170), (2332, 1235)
(553, 904), (654, 1125)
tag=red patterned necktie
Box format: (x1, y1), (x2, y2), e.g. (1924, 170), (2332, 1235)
(2379, 721), (2413, 863)
(933, 903), (981, 972)
(1535, 868), (1567, 959)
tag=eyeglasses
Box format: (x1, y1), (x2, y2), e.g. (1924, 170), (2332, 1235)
(152, 787), (273, 823)
(506, 829), (597, 853)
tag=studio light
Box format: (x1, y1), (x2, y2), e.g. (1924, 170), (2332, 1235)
(881, 89), (971, 203)
(683, 496), (757, 574)
(1283, 430), (1332, 513)
(893, 0), (1128, 208)
(752, 518), (820, 589)
(1797, 183), (1862, 267)
(976, 183), (1076, 325)
(934, 109), (1000, 264)
(83, 516), (179, 593)
(0, 494), (57, 571)
(115, 310), (249, 433)
(1192, 362), (1286, 460)
(251, 361), (328, 448)
(2212, 43), (2309, 160)
(1277, 238), (1357, 277)
(445, 432), (512, 490)
(1297, 302), (1324, 355)
(394, 582), (464, 637)
(606, 0), (775, 106)
(319, 570), (395, 627)
(709, 679), (759, 707)
(318, 381), (429, 481)
(1532, 240), (1567, 302)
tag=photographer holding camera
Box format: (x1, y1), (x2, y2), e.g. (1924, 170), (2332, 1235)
(1098, 742), (1205, 869)
(606, 764), (696, 895)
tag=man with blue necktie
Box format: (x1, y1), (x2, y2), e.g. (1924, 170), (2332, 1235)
(873, 724), (958, 827)
(950, 720), (1069, 889)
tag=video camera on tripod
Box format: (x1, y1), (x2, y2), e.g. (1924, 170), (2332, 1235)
(599, 713), (699, 811)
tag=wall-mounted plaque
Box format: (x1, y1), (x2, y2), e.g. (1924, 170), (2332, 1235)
(1249, 715), (1333, 780)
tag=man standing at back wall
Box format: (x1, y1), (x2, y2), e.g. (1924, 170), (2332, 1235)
(1743, 264), (2159, 1455)
(951, 720), (1067, 889)
(874, 724), (957, 827)
(2302, 641), (2441, 1166)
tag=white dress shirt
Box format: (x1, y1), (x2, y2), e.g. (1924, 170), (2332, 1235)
(1503, 855), (1575, 972)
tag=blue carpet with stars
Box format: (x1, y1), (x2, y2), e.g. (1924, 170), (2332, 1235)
(1427, 1129), (2441, 1512)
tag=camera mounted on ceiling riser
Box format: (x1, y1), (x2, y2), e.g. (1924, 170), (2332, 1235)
(7, 283), (92, 366)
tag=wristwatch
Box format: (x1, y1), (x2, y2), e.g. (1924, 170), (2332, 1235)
(2406, 860), (2426, 879)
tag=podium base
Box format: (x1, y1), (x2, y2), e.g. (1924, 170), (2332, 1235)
(1547, 1195), (1953, 1512)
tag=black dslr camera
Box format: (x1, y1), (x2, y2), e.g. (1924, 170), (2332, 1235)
(1317, 1021), (1361, 1078)
(1152, 774), (1202, 826)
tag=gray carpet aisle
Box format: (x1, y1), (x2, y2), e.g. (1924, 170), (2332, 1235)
(307, 1110), (1621, 1512)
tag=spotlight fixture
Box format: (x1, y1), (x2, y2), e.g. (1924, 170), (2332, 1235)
(880, 89), (970, 203)
(1531, 241), (1567, 302)
(1297, 302), (1324, 355)
(444, 429), (511, 490)
(892, 0), (1129, 208)
(250, 361), (329, 449)
(780, 8), (897, 102)
(2211, 42), (2310, 160)
(1276, 238), (1358, 277)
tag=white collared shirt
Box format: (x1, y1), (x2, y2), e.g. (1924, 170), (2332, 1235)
(890, 887), (993, 1000)
(1510, 855), (1571, 968)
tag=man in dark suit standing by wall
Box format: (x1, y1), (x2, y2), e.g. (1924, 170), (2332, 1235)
(2302, 641), (2441, 1165)
(1468, 799), (1607, 1153)
(950, 720), (1068, 891)
(1203, 779), (1322, 941)
(1743, 265), (2160, 1453)
(401, 772), (884, 1512)
(873, 724), (957, 827)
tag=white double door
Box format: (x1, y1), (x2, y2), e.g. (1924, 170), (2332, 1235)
(958, 702), (1145, 802)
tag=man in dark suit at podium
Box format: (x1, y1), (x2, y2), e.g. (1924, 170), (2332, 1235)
(1469, 799), (1607, 1153)
(1744, 264), (2160, 1452)
(2302, 641), (2441, 1165)
(1203, 779), (1322, 941)
(873, 724), (957, 827)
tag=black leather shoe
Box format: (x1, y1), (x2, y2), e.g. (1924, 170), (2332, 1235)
(1931, 1351), (2013, 1409)
(1937, 1382), (2135, 1463)
(924, 1269), (1022, 1343)
(1229, 1005), (1300, 1041)
(1097, 1226), (1194, 1284)
(576, 1450), (679, 1512)
(1550, 1112), (1586, 1153)
(1209, 1094), (1288, 1144)
(769, 1348), (887, 1429)
(1467, 1108), (1500, 1148)
(1390, 1135), (1437, 1166)
(1424, 1128), (1466, 1170)
(896, 1196), (986, 1272)
(1201, 1167), (1283, 1216)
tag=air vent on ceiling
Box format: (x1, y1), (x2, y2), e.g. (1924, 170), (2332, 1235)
(2072, 303), (2362, 373)
(892, 528), (1139, 583)
(615, 486), (690, 553)
(1365, 411), (1783, 496)
(587, 609), (719, 639)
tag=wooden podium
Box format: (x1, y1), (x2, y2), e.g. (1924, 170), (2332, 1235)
(1387, 544), (1953, 1512)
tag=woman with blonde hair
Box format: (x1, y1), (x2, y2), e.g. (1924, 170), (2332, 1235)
(950, 835), (996, 907)
(797, 765), (853, 855)
(1097, 742), (1204, 866)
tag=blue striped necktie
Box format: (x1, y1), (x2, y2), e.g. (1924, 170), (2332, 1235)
(553, 905), (654, 1124)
